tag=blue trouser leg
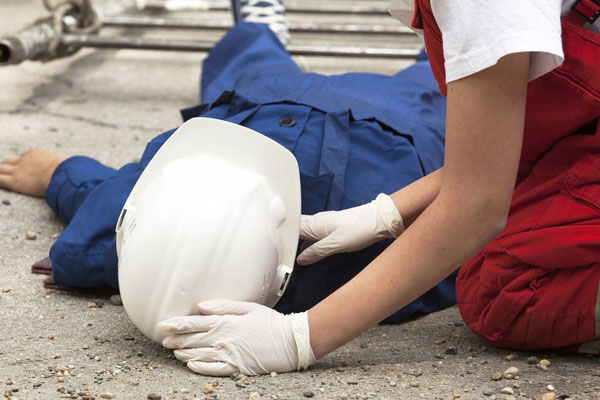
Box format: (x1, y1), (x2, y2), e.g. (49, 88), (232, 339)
(201, 22), (302, 104)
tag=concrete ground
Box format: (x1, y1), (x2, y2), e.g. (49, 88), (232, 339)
(0, 1), (598, 399)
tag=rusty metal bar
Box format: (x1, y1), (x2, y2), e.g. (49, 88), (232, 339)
(60, 33), (419, 58)
(140, 1), (391, 15)
(103, 15), (413, 34)
(0, 0), (138, 66)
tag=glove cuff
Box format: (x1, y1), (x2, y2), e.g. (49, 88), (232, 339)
(289, 312), (317, 370)
(375, 193), (405, 238)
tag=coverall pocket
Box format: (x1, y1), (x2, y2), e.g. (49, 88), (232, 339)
(241, 103), (312, 153)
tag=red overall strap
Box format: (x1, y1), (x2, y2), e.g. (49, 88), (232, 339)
(571, 0), (600, 23)
(410, 0), (447, 95)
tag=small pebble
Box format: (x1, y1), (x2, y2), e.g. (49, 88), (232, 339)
(25, 231), (37, 240)
(347, 378), (359, 385)
(360, 343), (368, 349)
(82, 344), (89, 350)
(539, 359), (551, 367)
(389, 381), (397, 387)
(445, 347), (458, 355)
(410, 381), (420, 388)
(270, 372), (277, 378)
(203, 385), (215, 394)
(453, 394), (461, 398)
(1, 288), (10, 293)
(547, 385), (555, 391)
(501, 387), (514, 395)
(491, 372), (503, 381)
(482, 388), (494, 396)
(506, 396), (517, 400)
(100, 394), (114, 399)
(96, 301), (104, 308)
(434, 338), (447, 345)
(503, 367), (519, 379)
(537, 364), (549, 371)
(47, 335), (54, 340)
(5, 379), (12, 385)
(110, 294), (122, 306)
(303, 391), (314, 398)
(249, 392), (261, 400)
(527, 356), (538, 364)
(88, 302), (97, 308)
(505, 353), (518, 361)
(147, 394), (161, 400)
(57, 377), (64, 383)
(541, 393), (557, 400)
(2, 200), (11, 206)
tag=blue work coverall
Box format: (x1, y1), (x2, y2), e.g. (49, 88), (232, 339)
(46, 22), (455, 322)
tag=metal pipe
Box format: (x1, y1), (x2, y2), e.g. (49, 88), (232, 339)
(103, 15), (414, 35)
(0, 19), (57, 65)
(0, 0), (138, 66)
(60, 33), (420, 58)
(140, 1), (391, 15)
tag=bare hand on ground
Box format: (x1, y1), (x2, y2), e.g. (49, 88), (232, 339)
(0, 149), (68, 198)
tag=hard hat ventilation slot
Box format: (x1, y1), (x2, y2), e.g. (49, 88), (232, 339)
(278, 272), (290, 292)
(116, 208), (127, 232)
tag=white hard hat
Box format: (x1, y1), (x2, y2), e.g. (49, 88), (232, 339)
(115, 117), (301, 343)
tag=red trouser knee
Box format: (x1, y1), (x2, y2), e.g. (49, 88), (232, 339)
(457, 126), (600, 353)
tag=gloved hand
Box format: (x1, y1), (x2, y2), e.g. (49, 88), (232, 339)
(297, 193), (404, 265)
(157, 300), (316, 376)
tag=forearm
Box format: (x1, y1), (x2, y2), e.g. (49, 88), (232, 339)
(308, 188), (505, 358)
(390, 167), (443, 227)
(308, 52), (530, 359)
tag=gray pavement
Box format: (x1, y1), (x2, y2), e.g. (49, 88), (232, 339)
(1, 1), (599, 399)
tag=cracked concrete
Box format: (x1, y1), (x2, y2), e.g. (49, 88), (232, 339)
(1, 1), (599, 400)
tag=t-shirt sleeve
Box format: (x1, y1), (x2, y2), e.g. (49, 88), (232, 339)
(430, 0), (564, 83)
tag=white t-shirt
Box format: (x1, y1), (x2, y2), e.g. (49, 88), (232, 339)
(389, 0), (599, 84)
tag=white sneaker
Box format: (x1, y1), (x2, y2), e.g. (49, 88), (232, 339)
(232, 0), (290, 46)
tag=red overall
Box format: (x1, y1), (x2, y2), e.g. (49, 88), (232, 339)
(412, 1), (600, 353)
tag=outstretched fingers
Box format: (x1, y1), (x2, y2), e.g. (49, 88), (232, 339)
(0, 164), (16, 191)
(1, 158), (19, 165)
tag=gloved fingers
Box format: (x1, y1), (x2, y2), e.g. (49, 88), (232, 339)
(196, 299), (262, 316)
(299, 239), (312, 254)
(173, 347), (223, 363)
(162, 331), (212, 349)
(299, 213), (337, 241)
(187, 360), (237, 376)
(157, 315), (221, 334)
(296, 235), (342, 265)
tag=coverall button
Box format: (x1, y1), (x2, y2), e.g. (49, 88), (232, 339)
(279, 116), (297, 127)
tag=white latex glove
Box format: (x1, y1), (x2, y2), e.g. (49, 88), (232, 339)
(297, 193), (404, 265)
(157, 300), (316, 376)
